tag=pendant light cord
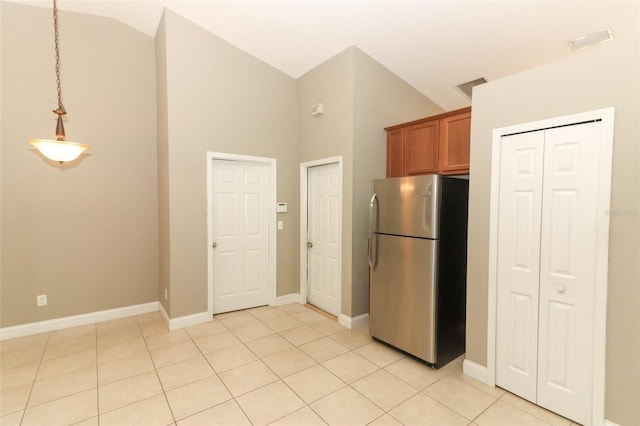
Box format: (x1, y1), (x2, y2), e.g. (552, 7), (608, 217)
(52, 0), (65, 114)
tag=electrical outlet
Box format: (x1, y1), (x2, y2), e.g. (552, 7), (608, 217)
(164, 289), (168, 300)
(37, 294), (47, 307)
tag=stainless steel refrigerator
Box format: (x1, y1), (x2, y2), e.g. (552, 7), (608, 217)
(368, 174), (468, 368)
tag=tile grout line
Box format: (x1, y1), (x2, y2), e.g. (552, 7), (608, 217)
(18, 331), (51, 425)
(231, 308), (316, 423)
(495, 391), (563, 426)
(16, 324), (100, 424)
(242, 306), (401, 425)
(217, 307), (335, 424)
(6, 306), (526, 426)
(186, 313), (256, 425)
(241, 307), (337, 425)
(94, 323), (100, 426)
(136, 314), (178, 425)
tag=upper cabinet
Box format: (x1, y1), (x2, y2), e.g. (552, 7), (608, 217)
(438, 109), (471, 174)
(385, 107), (471, 177)
(405, 120), (439, 175)
(386, 128), (405, 178)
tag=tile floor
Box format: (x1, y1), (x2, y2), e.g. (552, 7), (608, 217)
(0, 303), (577, 426)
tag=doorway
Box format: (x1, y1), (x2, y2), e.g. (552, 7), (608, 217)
(300, 157), (342, 317)
(207, 153), (277, 315)
(487, 108), (614, 425)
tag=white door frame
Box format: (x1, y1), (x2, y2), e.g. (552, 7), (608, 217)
(486, 108), (614, 425)
(206, 152), (277, 316)
(299, 156), (343, 314)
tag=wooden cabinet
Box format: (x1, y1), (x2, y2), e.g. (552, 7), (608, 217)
(438, 110), (471, 174)
(405, 120), (439, 175)
(385, 107), (471, 177)
(386, 128), (404, 177)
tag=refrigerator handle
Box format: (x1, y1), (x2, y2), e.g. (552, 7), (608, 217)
(368, 234), (378, 270)
(369, 194), (378, 270)
(423, 183), (437, 232)
(369, 193), (378, 234)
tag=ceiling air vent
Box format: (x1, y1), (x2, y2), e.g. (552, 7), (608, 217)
(455, 77), (487, 100)
(568, 27), (614, 51)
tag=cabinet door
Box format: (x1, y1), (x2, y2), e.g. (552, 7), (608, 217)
(386, 128), (405, 177)
(439, 111), (471, 174)
(404, 120), (438, 175)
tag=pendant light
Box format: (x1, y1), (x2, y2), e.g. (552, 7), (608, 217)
(27, 0), (89, 164)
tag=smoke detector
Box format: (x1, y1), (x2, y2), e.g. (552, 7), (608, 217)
(455, 77), (487, 100)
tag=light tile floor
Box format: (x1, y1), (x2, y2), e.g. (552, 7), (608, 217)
(0, 303), (578, 426)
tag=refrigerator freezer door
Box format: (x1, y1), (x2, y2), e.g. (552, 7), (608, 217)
(369, 233), (438, 363)
(371, 175), (440, 239)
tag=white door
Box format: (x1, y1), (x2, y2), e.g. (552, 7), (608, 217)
(307, 163), (341, 316)
(495, 121), (603, 425)
(495, 130), (545, 403)
(211, 160), (269, 314)
(537, 122), (600, 424)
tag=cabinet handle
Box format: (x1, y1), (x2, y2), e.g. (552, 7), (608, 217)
(556, 286), (565, 294)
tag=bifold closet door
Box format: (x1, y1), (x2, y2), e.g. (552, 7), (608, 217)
(537, 122), (601, 425)
(496, 121), (603, 425)
(495, 130), (545, 403)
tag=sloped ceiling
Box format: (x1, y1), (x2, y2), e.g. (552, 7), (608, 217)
(13, 0), (640, 110)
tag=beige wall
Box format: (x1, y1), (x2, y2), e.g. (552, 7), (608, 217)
(155, 14), (171, 315)
(466, 36), (640, 425)
(351, 49), (443, 316)
(298, 46), (443, 317)
(0, 3), (159, 327)
(158, 10), (299, 317)
(298, 48), (355, 315)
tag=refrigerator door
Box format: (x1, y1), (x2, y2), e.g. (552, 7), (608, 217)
(371, 175), (441, 239)
(369, 233), (438, 363)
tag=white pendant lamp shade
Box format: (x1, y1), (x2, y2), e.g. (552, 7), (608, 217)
(28, 139), (90, 163)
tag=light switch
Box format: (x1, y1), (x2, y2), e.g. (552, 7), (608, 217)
(277, 221), (284, 230)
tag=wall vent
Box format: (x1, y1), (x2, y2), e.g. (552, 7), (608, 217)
(455, 77), (487, 100)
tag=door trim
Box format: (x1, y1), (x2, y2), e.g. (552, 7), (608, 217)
(299, 156), (343, 315)
(486, 107), (614, 425)
(206, 152), (277, 316)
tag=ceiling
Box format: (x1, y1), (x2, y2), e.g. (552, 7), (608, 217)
(13, 1), (639, 110)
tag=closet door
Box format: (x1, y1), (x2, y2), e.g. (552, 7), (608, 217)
(495, 130), (545, 403)
(537, 122), (601, 425)
(496, 121), (604, 425)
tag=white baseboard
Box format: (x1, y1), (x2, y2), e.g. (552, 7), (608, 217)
(275, 293), (303, 306)
(339, 313), (369, 330)
(0, 302), (159, 341)
(158, 302), (170, 329)
(463, 359), (489, 384)
(158, 302), (212, 331)
(167, 311), (212, 331)
(604, 420), (620, 426)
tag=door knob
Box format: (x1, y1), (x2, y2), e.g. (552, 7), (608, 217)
(212, 242), (217, 248)
(556, 286), (565, 294)
(307, 242), (313, 248)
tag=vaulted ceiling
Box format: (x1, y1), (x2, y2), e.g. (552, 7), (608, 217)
(14, 1), (639, 110)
